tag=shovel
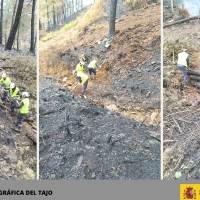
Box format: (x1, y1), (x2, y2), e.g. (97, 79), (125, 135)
(70, 83), (79, 92)
(99, 59), (106, 69)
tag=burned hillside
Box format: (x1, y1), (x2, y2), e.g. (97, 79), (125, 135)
(163, 3), (200, 180)
(39, 2), (161, 179)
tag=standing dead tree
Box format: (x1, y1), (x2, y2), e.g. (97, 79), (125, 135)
(5, 0), (24, 50)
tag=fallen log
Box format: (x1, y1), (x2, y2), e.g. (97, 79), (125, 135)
(26, 131), (37, 143)
(189, 75), (200, 81)
(191, 80), (200, 88)
(196, 89), (200, 94)
(187, 69), (200, 76)
(164, 15), (200, 28)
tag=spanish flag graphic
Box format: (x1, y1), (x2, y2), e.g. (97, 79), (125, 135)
(180, 184), (200, 200)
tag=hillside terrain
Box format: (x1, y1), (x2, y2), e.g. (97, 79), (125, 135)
(39, 2), (161, 179)
(163, 8), (200, 180)
(0, 48), (37, 180)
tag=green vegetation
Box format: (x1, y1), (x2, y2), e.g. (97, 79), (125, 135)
(41, 32), (54, 42)
(61, 20), (77, 31)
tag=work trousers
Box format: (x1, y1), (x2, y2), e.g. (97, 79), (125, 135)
(82, 80), (88, 95)
(2, 90), (9, 103)
(17, 113), (26, 127)
(88, 68), (96, 76)
(177, 64), (188, 84)
(11, 102), (20, 115)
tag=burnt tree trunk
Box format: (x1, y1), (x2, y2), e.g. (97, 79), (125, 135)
(189, 75), (200, 81)
(109, 0), (117, 36)
(16, 24), (20, 50)
(11, 1), (17, 28)
(191, 80), (200, 88)
(26, 131), (37, 143)
(187, 69), (200, 76)
(46, 0), (50, 32)
(39, 19), (42, 30)
(53, 5), (56, 29)
(0, 0), (4, 44)
(164, 15), (200, 28)
(5, 0), (24, 50)
(30, 0), (36, 53)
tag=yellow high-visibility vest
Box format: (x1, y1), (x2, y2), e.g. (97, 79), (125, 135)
(88, 60), (97, 69)
(20, 98), (29, 114)
(77, 72), (88, 84)
(0, 77), (11, 89)
(76, 64), (84, 72)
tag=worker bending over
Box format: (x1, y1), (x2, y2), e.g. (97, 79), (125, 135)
(87, 58), (98, 79)
(76, 72), (89, 98)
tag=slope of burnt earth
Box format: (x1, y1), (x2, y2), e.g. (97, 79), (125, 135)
(40, 4), (161, 125)
(39, 79), (160, 180)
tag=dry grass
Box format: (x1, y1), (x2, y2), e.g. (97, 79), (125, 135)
(178, 6), (190, 18)
(125, 0), (149, 8)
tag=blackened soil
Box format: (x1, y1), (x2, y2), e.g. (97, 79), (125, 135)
(39, 79), (160, 180)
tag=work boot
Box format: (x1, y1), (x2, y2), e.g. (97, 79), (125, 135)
(94, 76), (96, 80)
(16, 125), (22, 132)
(81, 95), (86, 99)
(184, 84), (190, 88)
(90, 75), (93, 80)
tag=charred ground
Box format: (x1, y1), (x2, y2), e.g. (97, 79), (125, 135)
(163, 10), (200, 180)
(39, 2), (161, 179)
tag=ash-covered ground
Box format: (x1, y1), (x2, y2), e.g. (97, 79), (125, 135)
(39, 79), (160, 180)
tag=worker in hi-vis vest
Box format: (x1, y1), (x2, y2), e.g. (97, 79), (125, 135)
(9, 82), (21, 116)
(76, 72), (89, 98)
(75, 62), (85, 73)
(177, 49), (189, 88)
(16, 92), (29, 131)
(0, 72), (11, 105)
(87, 58), (98, 80)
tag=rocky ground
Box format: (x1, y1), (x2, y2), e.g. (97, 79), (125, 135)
(163, 11), (200, 180)
(39, 2), (161, 179)
(0, 47), (37, 180)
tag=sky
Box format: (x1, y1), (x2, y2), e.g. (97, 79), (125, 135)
(83, 0), (96, 7)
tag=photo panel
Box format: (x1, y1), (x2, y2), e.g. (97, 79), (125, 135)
(0, 0), (37, 179)
(163, 0), (200, 180)
(39, 0), (161, 180)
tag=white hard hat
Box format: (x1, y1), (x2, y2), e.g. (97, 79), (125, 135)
(2, 73), (6, 78)
(80, 62), (85, 65)
(22, 92), (29, 97)
(10, 82), (15, 89)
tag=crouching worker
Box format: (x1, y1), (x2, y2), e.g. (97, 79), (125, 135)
(16, 92), (29, 132)
(9, 82), (21, 116)
(0, 72), (11, 105)
(76, 72), (88, 98)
